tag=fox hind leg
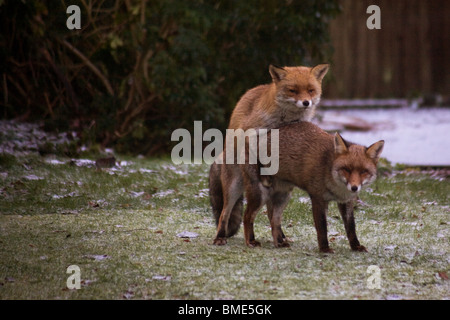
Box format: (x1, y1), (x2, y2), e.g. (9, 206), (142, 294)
(268, 190), (292, 248)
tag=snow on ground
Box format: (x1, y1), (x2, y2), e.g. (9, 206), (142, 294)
(1, 108), (449, 166)
(316, 108), (450, 166)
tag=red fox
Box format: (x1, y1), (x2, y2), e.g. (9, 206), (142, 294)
(229, 64), (330, 129)
(209, 64), (329, 241)
(238, 121), (384, 252)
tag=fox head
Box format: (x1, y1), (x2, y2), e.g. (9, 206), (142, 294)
(332, 133), (384, 194)
(269, 64), (329, 117)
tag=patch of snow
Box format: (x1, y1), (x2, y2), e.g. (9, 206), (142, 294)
(163, 165), (188, 175)
(316, 108), (450, 166)
(151, 275), (171, 281)
(298, 197), (311, 204)
(52, 191), (78, 199)
(139, 168), (155, 173)
(153, 189), (175, 198)
(46, 159), (66, 165)
(176, 231), (199, 238)
(194, 188), (209, 198)
(23, 174), (44, 181)
(84, 254), (110, 261)
(71, 159), (96, 167)
(129, 191), (145, 198)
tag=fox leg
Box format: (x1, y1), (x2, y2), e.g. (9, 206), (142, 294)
(269, 191), (292, 248)
(243, 193), (264, 248)
(241, 163), (269, 247)
(214, 165), (243, 245)
(267, 201), (286, 241)
(338, 201), (367, 252)
(311, 197), (333, 253)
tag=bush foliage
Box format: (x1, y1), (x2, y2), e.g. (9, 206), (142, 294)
(0, 0), (340, 154)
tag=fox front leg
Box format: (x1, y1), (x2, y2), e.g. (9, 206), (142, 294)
(338, 201), (367, 252)
(311, 197), (334, 253)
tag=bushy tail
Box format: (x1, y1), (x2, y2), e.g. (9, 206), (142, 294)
(209, 162), (242, 237)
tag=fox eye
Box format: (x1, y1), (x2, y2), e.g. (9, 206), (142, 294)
(341, 168), (351, 174)
(308, 89), (315, 94)
(361, 169), (369, 175)
(289, 89), (297, 94)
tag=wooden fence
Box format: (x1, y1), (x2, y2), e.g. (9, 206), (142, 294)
(325, 0), (450, 99)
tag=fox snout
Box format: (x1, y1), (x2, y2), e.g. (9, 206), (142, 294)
(348, 183), (361, 193)
(296, 100), (311, 108)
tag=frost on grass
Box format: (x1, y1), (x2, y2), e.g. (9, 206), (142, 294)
(176, 231), (199, 238)
(1, 119), (448, 299)
(84, 254), (110, 261)
(153, 189), (175, 198)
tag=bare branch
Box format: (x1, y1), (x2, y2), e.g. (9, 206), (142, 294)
(59, 39), (115, 96)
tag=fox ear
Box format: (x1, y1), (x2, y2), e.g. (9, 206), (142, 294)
(269, 64), (287, 82)
(334, 133), (348, 155)
(311, 64), (329, 82)
(366, 140), (385, 162)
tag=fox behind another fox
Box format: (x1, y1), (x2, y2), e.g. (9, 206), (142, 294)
(228, 121), (384, 252)
(229, 64), (329, 130)
(210, 64), (329, 240)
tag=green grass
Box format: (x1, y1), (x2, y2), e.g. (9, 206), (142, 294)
(0, 153), (448, 299)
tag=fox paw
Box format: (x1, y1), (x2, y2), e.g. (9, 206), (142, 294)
(213, 238), (227, 246)
(275, 241), (290, 248)
(352, 245), (368, 252)
(320, 247), (335, 254)
(247, 240), (261, 248)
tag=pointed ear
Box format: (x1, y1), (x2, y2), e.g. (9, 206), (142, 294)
(366, 140), (385, 162)
(334, 133), (348, 155)
(269, 64), (288, 82)
(311, 64), (329, 82)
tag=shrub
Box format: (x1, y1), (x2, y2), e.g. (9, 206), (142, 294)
(0, 0), (340, 154)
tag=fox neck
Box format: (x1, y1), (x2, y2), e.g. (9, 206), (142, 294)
(325, 173), (359, 203)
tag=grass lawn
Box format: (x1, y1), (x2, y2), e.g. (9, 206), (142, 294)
(0, 152), (448, 300)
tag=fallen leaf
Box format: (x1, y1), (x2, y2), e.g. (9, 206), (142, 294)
(95, 157), (116, 169)
(88, 201), (100, 208)
(81, 279), (96, 287)
(438, 271), (448, 280)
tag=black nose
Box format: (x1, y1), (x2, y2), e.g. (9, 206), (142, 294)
(302, 100), (310, 107)
(351, 185), (358, 192)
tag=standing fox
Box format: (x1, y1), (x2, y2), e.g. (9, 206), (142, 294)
(240, 121), (384, 252)
(209, 64), (329, 242)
